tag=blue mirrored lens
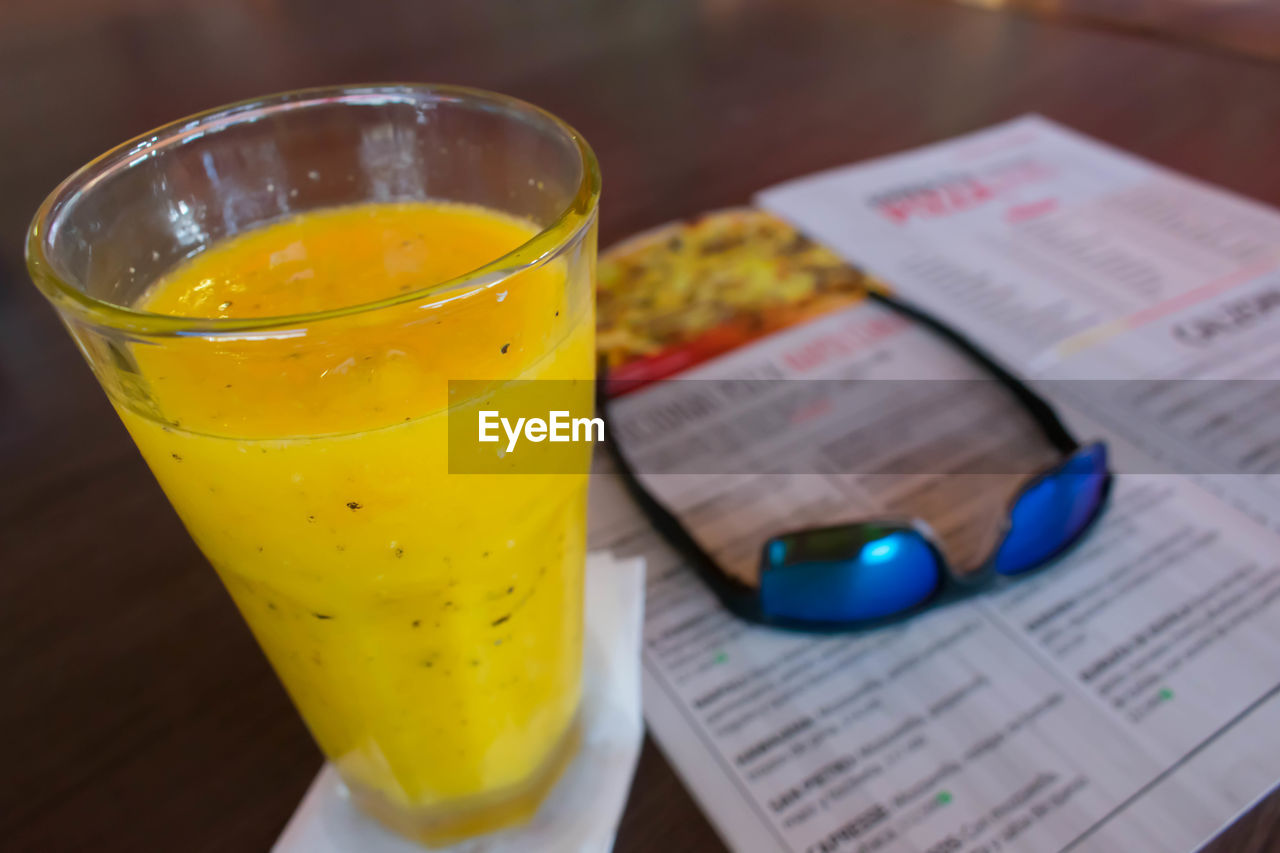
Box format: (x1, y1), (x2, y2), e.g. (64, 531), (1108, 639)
(760, 529), (941, 623)
(993, 443), (1109, 576)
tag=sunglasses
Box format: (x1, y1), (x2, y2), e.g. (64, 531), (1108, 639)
(601, 290), (1113, 632)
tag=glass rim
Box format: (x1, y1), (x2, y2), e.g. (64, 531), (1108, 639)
(25, 83), (602, 338)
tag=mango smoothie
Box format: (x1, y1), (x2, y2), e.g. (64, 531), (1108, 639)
(116, 202), (594, 839)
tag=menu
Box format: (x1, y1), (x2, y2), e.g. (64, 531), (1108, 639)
(588, 117), (1280, 853)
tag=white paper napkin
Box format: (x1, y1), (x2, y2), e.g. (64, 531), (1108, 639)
(274, 552), (646, 853)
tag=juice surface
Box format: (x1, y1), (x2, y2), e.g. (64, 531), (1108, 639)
(116, 202), (593, 818)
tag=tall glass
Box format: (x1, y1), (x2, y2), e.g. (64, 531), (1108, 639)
(27, 85), (599, 844)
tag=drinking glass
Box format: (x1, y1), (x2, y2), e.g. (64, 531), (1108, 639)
(27, 84), (600, 844)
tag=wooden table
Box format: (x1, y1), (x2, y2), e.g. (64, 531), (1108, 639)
(3, 1), (1280, 850)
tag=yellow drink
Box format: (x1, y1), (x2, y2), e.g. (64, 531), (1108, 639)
(118, 202), (593, 839)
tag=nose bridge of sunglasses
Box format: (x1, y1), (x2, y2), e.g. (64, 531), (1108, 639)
(864, 464), (1051, 575)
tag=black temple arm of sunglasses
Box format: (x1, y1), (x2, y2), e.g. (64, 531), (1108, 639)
(865, 289), (1078, 455)
(595, 377), (765, 621)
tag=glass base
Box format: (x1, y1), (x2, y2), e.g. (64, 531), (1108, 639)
(345, 716), (582, 847)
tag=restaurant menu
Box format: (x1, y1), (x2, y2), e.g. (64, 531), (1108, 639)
(588, 117), (1280, 853)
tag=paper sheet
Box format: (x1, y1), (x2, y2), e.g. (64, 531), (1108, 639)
(759, 115), (1280, 530)
(585, 118), (1280, 853)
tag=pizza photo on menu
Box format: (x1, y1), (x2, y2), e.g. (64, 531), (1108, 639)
(597, 208), (880, 394)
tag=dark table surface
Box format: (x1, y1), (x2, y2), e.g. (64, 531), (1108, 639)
(4, 1), (1280, 850)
